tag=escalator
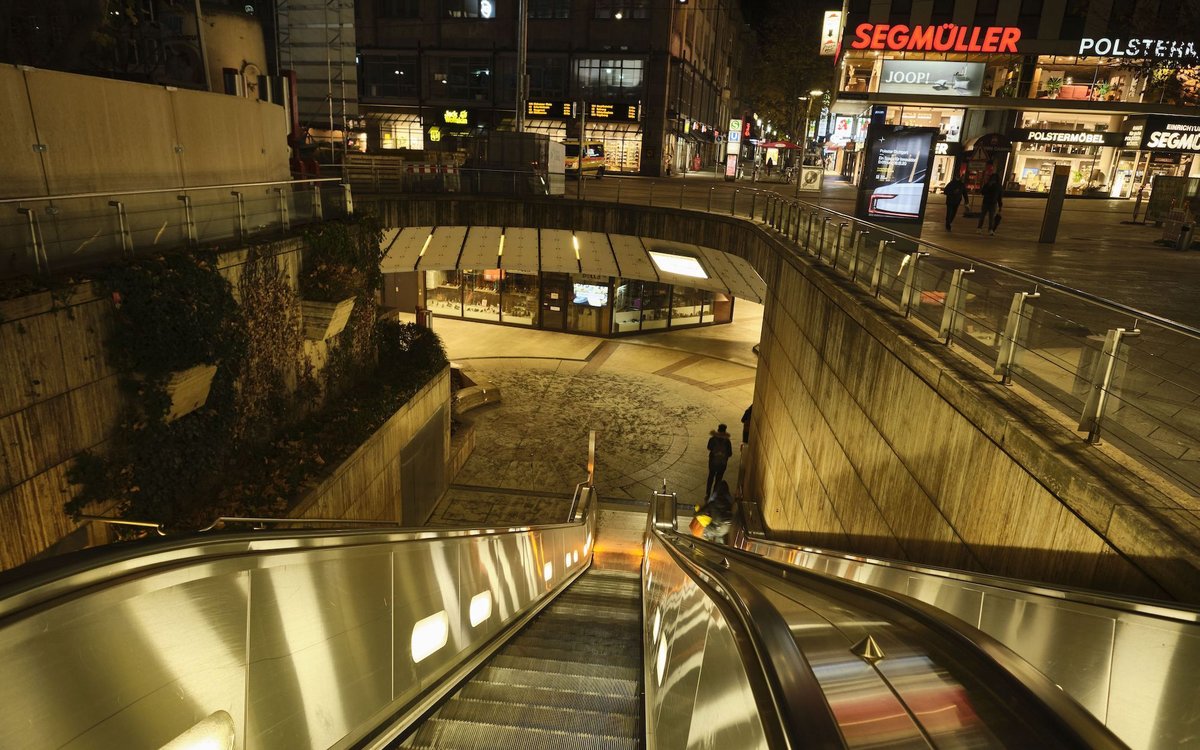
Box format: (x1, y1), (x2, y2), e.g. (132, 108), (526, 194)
(0, 479), (1190, 750)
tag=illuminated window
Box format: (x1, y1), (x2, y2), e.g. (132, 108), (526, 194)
(443, 0), (495, 19)
(648, 250), (708, 279)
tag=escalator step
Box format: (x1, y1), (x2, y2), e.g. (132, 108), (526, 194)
(456, 681), (638, 716)
(431, 696), (640, 737)
(501, 640), (641, 670)
(476, 664), (639, 698)
(491, 653), (639, 682)
(402, 718), (640, 750)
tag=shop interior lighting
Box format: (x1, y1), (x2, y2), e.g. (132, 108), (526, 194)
(649, 250), (708, 279)
(411, 610), (449, 663)
(572, 233), (580, 261)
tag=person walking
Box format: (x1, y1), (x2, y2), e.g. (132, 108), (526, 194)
(977, 174), (1003, 235)
(705, 424), (733, 498)
(766, 157), (775, 177)
(943, 174), (965, 230)
(741, 405), (752, 445)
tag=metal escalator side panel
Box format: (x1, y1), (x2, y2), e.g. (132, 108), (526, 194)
(0, 493), (598, 750)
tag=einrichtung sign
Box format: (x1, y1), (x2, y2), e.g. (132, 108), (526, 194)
(820, 10), (842, 56)
(850, 23), (1020, 54)
(1129, 116), (1200, 152)
(1010, 128), (1126, 147)
(1079, 37), (1199, 59)
(878, 60), (985, 96)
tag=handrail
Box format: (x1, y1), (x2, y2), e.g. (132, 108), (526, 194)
(196, 515), (403, 532)
(77, 514), (167, 536)
(788, 196), (1200, 342)
(0, 177), (343, 205)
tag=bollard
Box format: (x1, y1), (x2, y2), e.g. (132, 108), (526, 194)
(731, 189), (739, 216)
(708, 186), (715, 212)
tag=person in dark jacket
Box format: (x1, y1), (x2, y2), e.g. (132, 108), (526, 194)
(705, 424), (733, 498)
(943, 175), (965, 230)
(699, 480), (735, 542)
(977, 174), (1003, 235)
(741, 405), (752, 445)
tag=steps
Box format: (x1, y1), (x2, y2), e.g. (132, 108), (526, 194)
(401, 567), (643, 749)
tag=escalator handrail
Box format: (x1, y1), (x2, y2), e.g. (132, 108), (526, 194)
(650, 528), (848, 749)
(738, 534), (1200, 623)
(688, 533), (1129, 750)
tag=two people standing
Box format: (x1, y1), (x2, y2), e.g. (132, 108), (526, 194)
(943, 173), (1002, 236)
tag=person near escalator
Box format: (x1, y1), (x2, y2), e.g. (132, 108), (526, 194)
(698, 480), (734, 543)
(705, 424), (733, 498)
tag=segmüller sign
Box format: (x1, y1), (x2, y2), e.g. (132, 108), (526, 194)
(850, 23), (1021, 53)
(1132, 116), (1200, 152)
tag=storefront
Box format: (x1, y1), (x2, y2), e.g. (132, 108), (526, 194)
(1006, 115), (1127, 195)
(421, 269), (734, 336)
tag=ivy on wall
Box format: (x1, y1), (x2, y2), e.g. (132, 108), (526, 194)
(67, 215), (447, 530)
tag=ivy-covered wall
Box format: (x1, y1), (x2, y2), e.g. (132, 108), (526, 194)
(0, 223), (450, 571)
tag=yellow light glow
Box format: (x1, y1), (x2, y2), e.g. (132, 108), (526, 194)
(417, 232), (433, 258)
(469, 590), (493, 627)
(160, 711), (235, 750)
(498, 232), (505, 257)
(564, 553), (572, 568)
(572, 550), (579, 564)
(543, 561), (553, 581)
(572, 233), (581, 261)
(411, 610), (449, 663)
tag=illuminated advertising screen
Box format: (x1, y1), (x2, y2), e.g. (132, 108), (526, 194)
(857, 126), (937, 223)
(572, 283), (609, 307)
(878, 60), (985, 97)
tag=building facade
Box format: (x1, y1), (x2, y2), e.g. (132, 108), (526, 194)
(830, 0), (1200, 198)
(355, 0), (750, 176)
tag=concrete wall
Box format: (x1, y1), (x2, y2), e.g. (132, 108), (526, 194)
(291, 368), (451, 525)
(370, 195), (1200, 603)
(0, 64), (290, 200)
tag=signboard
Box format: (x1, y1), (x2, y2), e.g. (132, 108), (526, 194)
(1079, 37), (1198, 59)
(878, 60), (985, 96)
(857, 125), (937, 223)
(725, 153), (739, 180)
(442, 108), (471, 126)
(1128, 116), (1200, 152)
(830, 116), (854, 144)
(526, 100), (575, 118)
(727, 119), (742, 155)
(586, 102), (640, 122)
(798, 166), (824, 192)
(1010, 128), (1125, 147)
(820, 11), (842, 56)
(850, 23), (1020, 54)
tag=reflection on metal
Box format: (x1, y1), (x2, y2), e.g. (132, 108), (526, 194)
(78, 514), (167, 536)
(159, 710), (236, 750)
(587, 428), (596, 485)
(17, 207), (47, 274)
(108, 200), (132, 256)
(230, 191), (246, 242)
(851, 634), (886, 664)
(832, 221), (848, 267)
(311, 183), (324, 221)
(995, 290), (1039, 384)
(342, 182), (355, 215)
(818, 216), (830, 261)
(177, 194), (197, 247)
(938, 266), (974, 344)
(871, 239), (892, 297)
(899, 250), (928, 317)
(1079, 326), (1141, 444)
(274, 187), (290, 232)
(849, 230), (866, 281)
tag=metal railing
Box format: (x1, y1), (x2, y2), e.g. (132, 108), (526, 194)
(0, 178), (350, 279)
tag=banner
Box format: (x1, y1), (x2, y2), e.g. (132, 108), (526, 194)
(857, 126), (937, 223)
(798, 166), (824, 192)
(820, 11), (842, 56)
(878, 60), (985, 96)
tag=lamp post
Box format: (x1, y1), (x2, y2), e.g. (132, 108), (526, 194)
(794, 89), (824, 198)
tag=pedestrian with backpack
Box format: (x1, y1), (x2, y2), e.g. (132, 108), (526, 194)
(943, 174), (965, 231)
(705, 424), (733, 498)
(977, 174), (1003, 235)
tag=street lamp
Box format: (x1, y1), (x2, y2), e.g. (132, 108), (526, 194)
(794, 89), (825, 197)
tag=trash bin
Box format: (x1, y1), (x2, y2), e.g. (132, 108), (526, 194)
(1177, 223), (1194, 251)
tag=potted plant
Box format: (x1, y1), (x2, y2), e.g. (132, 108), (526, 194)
(1094, 81), (1111, 100)
(299, 221), (375, 340)
(1045, 77), (1064, 98)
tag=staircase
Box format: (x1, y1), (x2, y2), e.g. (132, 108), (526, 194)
(401, 564), (644, 749)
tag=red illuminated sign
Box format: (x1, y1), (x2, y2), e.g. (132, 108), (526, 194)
(850, 23), (1020, 54)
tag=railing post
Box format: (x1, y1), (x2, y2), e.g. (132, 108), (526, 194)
(273, 187), (290, 232)
(750, 190), (758, 219)
(649, 180), (655, 207)
(708, 186), (714, 212)
(899, 251), (929, 316)
(679, 182), (685, 209)
(177, 194), (197, 247)
(938, 267), (975, 345)
(311, 182), (324, 220)
(108, 200), (133, 257)
(994, 291), (1040, 385)
(230, 191), (246, 242)
(849, 230), (865, 282)
(817, 216), (830, 260)
(805, 212), (815, 249)
(832, 222), (848, 267)
(1078, 327), (1140, 444)
(616, 177), (622, 204)
(16, 207), (48, 275)
(871, 239), (893, 297)
(342, 182), (355, 216)
(731, 188), (739, 216)
(792, 205), (803, 242)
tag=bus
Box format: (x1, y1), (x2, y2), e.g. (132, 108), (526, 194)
(563, 140), (606, 178)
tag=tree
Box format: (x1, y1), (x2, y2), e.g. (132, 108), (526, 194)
(742, 0), (836, 140)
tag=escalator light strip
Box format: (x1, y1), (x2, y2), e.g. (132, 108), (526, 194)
(411, 610), (449, 663)
(469, 591), (493, 627)
(543, 562), (554, 582)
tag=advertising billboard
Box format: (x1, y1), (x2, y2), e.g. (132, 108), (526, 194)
(857, 125), (937, 223)
(820, 11), (842, 56)
(1127, 115), (1200, 152)
(878, 60), (985, 96)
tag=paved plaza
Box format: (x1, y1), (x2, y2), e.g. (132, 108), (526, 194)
(426, 305), (762, 525)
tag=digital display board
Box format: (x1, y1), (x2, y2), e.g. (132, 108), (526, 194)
(524, 101), (640, 122)
(587, 102), (641, 122)
(857, 126), (937, 223)
(526, 101), (576, 118)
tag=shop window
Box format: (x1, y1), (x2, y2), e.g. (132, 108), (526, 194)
(425, 270), (463, 317)
(639, 281), (671, 331)
(530, 0), (569, 18)
(568, 276), (612, 334)
(501, 272), (538, 326)
(594, 0), (649, 20)
(443, 0), (496, 18)
(462, 270), (501, 321)
(575, 58), (645, 100)
(612, 279), (642, 332)
(670, 286), (704, 327)
(378, 0), (420, 17)
(361, 55), (419, 98)
(528, 57), (568, 99)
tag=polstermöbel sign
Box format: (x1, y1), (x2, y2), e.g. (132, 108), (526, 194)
(1079, 37), (1199, 59)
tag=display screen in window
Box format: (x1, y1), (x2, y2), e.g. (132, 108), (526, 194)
(572, 283), (609, 307)
(860, 126), (936, 222)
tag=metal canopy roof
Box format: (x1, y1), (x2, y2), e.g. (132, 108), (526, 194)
(380, 226), (765, 303)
